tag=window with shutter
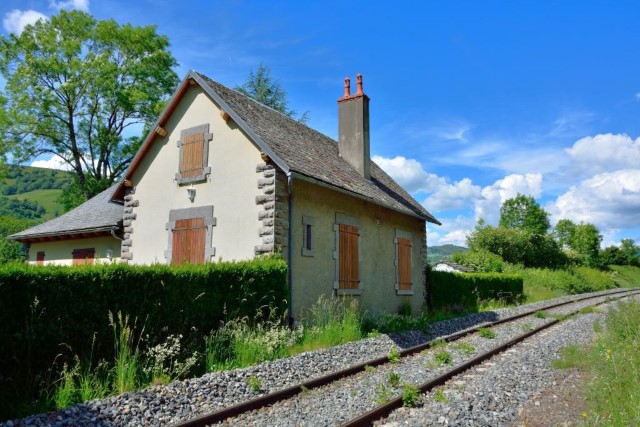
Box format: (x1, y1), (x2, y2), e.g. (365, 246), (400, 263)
(36, 251), (45, 265)
(72, 248), (95, 265)
(165, 206), (216, 265)
(395, 230), (414, 295)
(171, 218), (206, 265)
(176, 124), (213, 184)
(334, 213), (362, 295)
(339, 224), (360, 289)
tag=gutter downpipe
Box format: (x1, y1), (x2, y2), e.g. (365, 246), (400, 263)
(287, 172), (294, 327)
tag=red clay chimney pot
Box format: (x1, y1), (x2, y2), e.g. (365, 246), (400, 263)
(356, 74), (363, 95)
(343, 77), (351, 98)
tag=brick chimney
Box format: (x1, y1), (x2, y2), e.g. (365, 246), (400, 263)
(338, 74), (370, 179)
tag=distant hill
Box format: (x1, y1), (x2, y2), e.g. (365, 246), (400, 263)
(0, 165), (73, 220)
(427, 244), (468, 265)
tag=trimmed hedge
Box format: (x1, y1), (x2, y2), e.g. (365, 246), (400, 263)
(0, 258), (287, 409)
(429, 270), (523, 309)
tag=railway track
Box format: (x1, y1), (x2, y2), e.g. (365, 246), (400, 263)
(175, 288), (640, 427)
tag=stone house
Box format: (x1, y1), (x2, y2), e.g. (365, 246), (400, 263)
(9, 71), (440, 318)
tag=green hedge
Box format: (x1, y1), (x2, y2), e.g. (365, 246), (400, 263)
(429, 270), (523, 308)
(0, 258), (287, 408)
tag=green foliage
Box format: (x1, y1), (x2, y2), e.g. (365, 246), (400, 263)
(292, 296), (363, 353)
(427, 244), (468, 264)
(0, 10), (179, 199)
(553, 219), (576, 250)
(608, 265), (640, 288)
(433, 350), (453, 366)
(601, 239), (640, 267)
(433, 389), (448, 403)
(466, 223), (566, 268)
(0, 258), (287, 420)
(374, 382), (393, 405)
(569, 223), (602, 267)
(478, 327), (496, 339)
(388, 346), (401, 363)
(0, 196), (46, 219)
(504, 264), (615, 295)
(247, 375), (262, 393)
(428, 270), (523, 310)
(554, 302), (640, 425)
(452, 342), (475, 356)
(387, 371), (401, 388)
(452, 249), (504, 272)
(535, 311), (548, 319)
(365, 312), (431, 334)
(1, 165), (72, 196)
(0, 215), (37, 263)
(401, 383), (420, 407)
(499, 193), (550, 235)
(235, 63), (308, 124)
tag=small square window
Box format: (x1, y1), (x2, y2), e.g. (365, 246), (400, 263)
(302, 215), (315, 257)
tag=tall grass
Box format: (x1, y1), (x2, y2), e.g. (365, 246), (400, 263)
(109, 312), (141, 394)
(608, 265), (640, 288)
(554, 301), (640, 425)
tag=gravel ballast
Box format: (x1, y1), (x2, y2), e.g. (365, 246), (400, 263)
(1, 288), (636, 427)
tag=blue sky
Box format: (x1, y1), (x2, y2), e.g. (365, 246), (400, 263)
(3, 0), (640, 247)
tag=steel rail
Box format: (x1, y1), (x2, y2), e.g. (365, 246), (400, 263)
(341, 289), (640, 427)
(174, 288), (638, 427)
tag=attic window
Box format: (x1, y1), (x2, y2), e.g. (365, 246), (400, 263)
(176, 124), (213, 184)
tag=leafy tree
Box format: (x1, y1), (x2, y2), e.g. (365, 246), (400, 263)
(235, 63), (308, 123)
(569, 223), (602, 267)
(620, 239), (640, 266)
(0, 10), (179, 200)
(499, 193), (550, 235)
(466, 222), (566, 268)
(554, 219), (576, 249)
(600, 246), (626, 266)
(0, 215), (36, 263)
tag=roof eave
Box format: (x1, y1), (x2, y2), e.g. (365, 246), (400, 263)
(290, 171), (435, 223)
(8, 225), (120, 243)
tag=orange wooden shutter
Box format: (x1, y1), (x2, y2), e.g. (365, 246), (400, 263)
(397, 237), (412, 290)
(72, 248), (95, 265)
(180, 132), (205, 178)
(339, 224), (359, 289)
(172, 218), (206, 265)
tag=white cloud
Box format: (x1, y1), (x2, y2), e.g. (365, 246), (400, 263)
(565, 133), (640, 177)
(428, 215), (476, 247)
(30, 156), (72, 171)
(2, 9), (47, 34)
(423, 178), (481, 211)
(547, 169), (640, 231)
(475, 173), (543, 225)
(49, 0), (89, 11)
(372, 155), (445, 193)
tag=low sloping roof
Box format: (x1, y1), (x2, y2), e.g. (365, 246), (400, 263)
(195, 73), (439, 224)
(8, 185), (123, 243)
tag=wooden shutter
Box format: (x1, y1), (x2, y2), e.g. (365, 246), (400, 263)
(36, 251), (45, 266)
(397, 237), (412, 290)
(72, 248), (95, 265)
(339, 224), (359, 289)
(172, 218), (206, 265)
(180, 131), (205, 179)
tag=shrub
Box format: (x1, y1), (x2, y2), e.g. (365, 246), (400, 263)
(428, 270), (523, 309)
(0, 258), (287, 420)
(452, 249), (504, 273)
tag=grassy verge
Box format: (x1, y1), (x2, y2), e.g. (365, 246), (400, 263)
(553, 301), (640, 425)
(608, 265), (640, 288)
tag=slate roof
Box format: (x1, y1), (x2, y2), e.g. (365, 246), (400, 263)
(8, 185), (123, 242)
(194, 72), (440, 224)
